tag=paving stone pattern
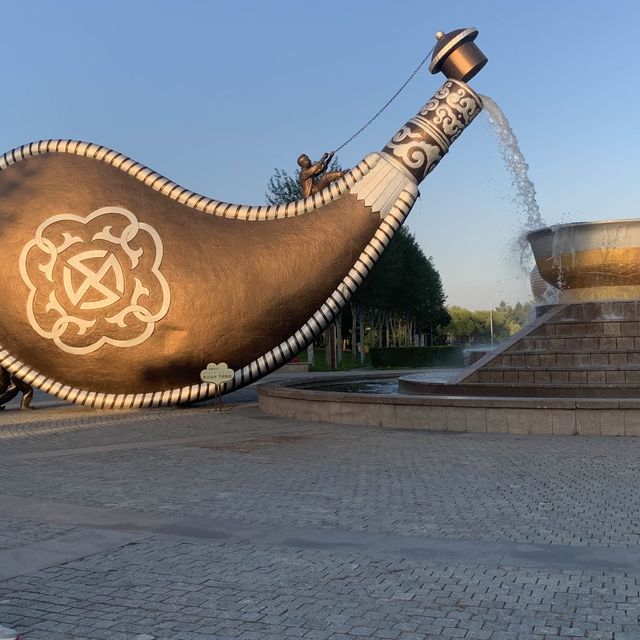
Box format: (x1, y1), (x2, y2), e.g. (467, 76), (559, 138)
(0, 518), (75, 552)
(1, 391), (640, 638)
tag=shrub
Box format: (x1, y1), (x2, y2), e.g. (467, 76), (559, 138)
(370, 346), (465, 368)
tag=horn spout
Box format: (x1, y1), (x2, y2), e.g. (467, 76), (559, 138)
(380, 79), (483, 186)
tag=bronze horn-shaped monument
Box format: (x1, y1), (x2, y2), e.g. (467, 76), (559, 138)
(0, 28), (487, 409)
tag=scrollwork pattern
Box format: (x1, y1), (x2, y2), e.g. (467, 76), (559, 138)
(386, 127), (442, 180)
(19, 206), (171, 355)
(382, 79), (482, 182)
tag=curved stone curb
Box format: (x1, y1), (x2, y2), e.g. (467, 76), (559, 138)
(258, 374), (639, 436)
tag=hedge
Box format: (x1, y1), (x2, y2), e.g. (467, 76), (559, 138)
(370, 346), (465, 368)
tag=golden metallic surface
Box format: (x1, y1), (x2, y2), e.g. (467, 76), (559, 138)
(429, 27), (488, 81)
(539, 247), (640, 287)
(441, 45), (488, 82)
(0, 154), (380, 394)
(297, 151), (345, 198)
(529, 266), (554, 303)
(558, 286), (640, 303)
(528, 220), (640, 301)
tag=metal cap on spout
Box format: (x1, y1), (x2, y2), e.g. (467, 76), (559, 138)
(429, 27), (487, 82)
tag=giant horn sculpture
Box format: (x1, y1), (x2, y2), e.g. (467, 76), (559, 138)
(0, 28), (486, 409)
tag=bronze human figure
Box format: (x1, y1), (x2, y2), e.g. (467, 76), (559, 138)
(0, 367), (33, 410)
(297, 152), (346, 198)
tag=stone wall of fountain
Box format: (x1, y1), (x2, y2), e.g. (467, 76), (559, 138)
(428, 301), (640, 396)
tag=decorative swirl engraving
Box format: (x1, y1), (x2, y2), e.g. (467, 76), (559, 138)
(386, 126), (442, 179)
(447, 90), (479, 123)
(421, 89), (480, 142)
(382, 79), (482, 182)
(19, 206), (170, 355)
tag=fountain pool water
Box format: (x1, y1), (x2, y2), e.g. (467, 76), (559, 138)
(284, 368), (463, 395)
(295, 379), (401, 395)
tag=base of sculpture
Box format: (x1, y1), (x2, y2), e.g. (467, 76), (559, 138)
(443, 300), (640, 396)
(259, 300), (640, 435)
(556, 286), (640, 303)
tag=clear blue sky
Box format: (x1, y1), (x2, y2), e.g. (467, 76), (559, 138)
(3, 0), (640, 309)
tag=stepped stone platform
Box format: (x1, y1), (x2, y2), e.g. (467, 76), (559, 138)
(402, 301), (640, 398)
(260, 302), (640, 435)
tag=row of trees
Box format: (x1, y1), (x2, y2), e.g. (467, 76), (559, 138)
(444, 301), (532, 344)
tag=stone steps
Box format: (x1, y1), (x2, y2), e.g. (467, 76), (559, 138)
(458, 302), (640, 396)
(468, 367), (640, 385)
(530, 325), (640, 338)
(535, 321), (638, 330)
(536, 301), (640, 322)
(506, 336), (640, 352)
(487, 352), (640, 368)
(402, 379), (640, 399)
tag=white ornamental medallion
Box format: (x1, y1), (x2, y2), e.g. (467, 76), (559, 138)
(19, 206), (171, 355)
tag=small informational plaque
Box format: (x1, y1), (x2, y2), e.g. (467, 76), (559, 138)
(200, 363), (235, 411)
(200, 362), (235, 385)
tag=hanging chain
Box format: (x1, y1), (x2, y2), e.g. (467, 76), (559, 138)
(331, 44), (437, 154)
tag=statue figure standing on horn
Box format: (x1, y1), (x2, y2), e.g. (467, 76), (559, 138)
(297, 152), (345, 198)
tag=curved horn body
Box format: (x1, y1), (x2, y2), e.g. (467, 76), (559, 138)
(0, 79), (481, 408)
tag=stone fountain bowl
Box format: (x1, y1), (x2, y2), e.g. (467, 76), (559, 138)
(527, 219), (640, 302)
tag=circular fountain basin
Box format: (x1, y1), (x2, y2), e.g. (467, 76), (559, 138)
(528, 219), (640, 302)
(257, 370), (640, 436)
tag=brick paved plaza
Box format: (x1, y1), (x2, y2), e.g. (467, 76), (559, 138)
(1, 382), (640, 639)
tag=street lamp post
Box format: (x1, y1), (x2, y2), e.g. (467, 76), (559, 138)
(490, 307), (494, 345)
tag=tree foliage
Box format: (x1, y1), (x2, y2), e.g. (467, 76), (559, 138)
(265, 157), (341, 205)
(355, 227), (449, 337)
(444, 300), (533, 344)
(265, 168), (301, 205)
(266, 164), (451, 348)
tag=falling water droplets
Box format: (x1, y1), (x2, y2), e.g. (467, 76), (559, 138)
(481, 95), (545, 274)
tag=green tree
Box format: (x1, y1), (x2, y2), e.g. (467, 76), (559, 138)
(265, 168), (301, 205)
(265, 165), (451, 357)
(446, 306), (478, 343)
(265, 157), (341, 205)
(444, 301), (534, 344)
(355, 227), (449, 347)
